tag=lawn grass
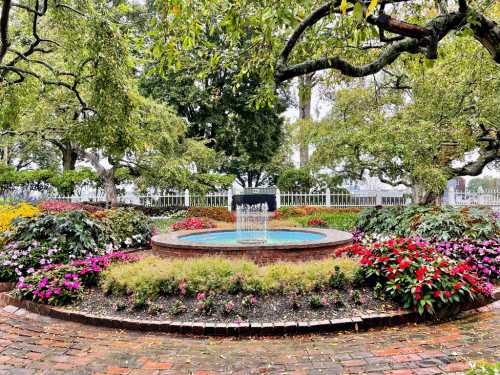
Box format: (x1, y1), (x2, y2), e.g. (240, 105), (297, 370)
(293, 211), (359, 231)
(152, 218), (178, 232)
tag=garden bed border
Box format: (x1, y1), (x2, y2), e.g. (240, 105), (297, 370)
(1, 291), (497, 337)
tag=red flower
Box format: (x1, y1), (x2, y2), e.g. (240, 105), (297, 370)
(453, 282), (462, 290)
(415, 266), (427, 281)
(399, 261), (411, 270)
(445, 291), (452, 298)
(415, 293), (421, 301)
(433, 291), (441, 298)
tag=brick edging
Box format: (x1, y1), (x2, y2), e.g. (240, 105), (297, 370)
(2, 288), (498, 337)
(0, 293), (453, 337)
(0, 283), (15, 293)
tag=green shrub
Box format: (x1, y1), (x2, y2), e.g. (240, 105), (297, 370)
(1, 211), (115, 281)
(101, 256), (359, 299)
(357, 205), (499, 241)
(467, 362), (500, 374)
(104, 208), (153, 248)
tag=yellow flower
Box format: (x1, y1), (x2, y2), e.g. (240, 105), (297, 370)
(0, 203), (40, 234)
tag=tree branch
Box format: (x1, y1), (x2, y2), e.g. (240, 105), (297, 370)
(0, 0), (12, 64)
(276, 12), (467, 82)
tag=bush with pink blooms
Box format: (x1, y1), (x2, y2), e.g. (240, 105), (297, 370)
(171, 216), (216, 231)
(15, 253), (136, 306)
(38, 200), (99, 213)
(435, 238), (499, 280)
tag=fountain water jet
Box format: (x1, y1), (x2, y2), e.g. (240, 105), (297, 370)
(236, 203), (269, 244)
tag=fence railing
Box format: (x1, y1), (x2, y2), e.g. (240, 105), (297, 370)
(19, 187), (500, 210)
(448, 188), (500, 208)
(43, 188), (410, 210)
(278, 190), (408, 208)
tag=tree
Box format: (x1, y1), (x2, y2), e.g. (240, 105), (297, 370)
(310, 39), (500, 203)
(140, 68), (288, 188)
(298, 74), (316, 167)
(1, 1), (225, 204)
(152, 0), (500, 105)
(467, 177), (500, 192)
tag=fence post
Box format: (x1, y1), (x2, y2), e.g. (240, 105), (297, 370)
(227, 189), (232, 211)
(325, 188), (331, 207)
(276, 189), (281, 209)
(184, 189), (190, 207)
(375, 191), (383, 206)
(448, 186), (456, 206)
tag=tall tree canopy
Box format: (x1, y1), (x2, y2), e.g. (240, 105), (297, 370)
(140, 70), (288, 188)
(150, 0), (500, 105)
(309, 38), (500, 203)
(0, 0), (229, 204)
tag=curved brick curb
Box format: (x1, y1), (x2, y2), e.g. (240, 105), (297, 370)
(2, 289), (497, 337)
(152, 228), (353, 264)
(0, 283), (15, 293)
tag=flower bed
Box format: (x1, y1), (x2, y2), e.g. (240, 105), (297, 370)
(38, 200), (99, 213)
(187, 207), (235, 223)
(340, 238), (492, 315)
(171, 216), (216, 231)
(15, 253), (136, 305)
(0, 208), (153, 282)
(307, 217), (328, 228)
(0, 203), (40, 234)
(435, 238), (499, 280)
(61, 256), (400, 323)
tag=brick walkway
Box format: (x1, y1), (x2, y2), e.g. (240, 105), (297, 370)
(0, 303), (498, 375)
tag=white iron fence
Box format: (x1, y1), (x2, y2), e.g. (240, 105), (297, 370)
(43, 188), (410, 210)
(10, 187), (500, 210)
(448, 188), (500, 209)
(278, 190), (408, 208)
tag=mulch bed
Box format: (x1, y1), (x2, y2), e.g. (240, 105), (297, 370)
(67, 287), (401, 323)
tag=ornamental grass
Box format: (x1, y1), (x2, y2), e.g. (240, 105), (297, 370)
(101, 256), (359, 299)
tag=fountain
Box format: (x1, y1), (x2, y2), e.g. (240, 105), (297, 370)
(151, 187), (353, 264)
(236, 203), (269, 244)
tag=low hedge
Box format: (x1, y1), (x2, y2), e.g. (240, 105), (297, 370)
(101, 256), (359, 299)
(82, 202), (187, 217)
(276, 206), (361, 219)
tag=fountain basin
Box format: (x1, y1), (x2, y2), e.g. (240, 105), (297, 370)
(152, 228), (353, 264)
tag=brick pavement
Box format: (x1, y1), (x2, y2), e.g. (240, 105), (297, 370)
(0, 302), (498, 375)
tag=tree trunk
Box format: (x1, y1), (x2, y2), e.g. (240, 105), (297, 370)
(103, 170), (118, 207)
(62, 144), (78, 171)
(298, 74), (313, 168)
(411, 184), (441, 205)
(1, 146), (8, 164)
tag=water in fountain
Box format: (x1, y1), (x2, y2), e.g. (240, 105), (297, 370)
(236, 203), (269, 244)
